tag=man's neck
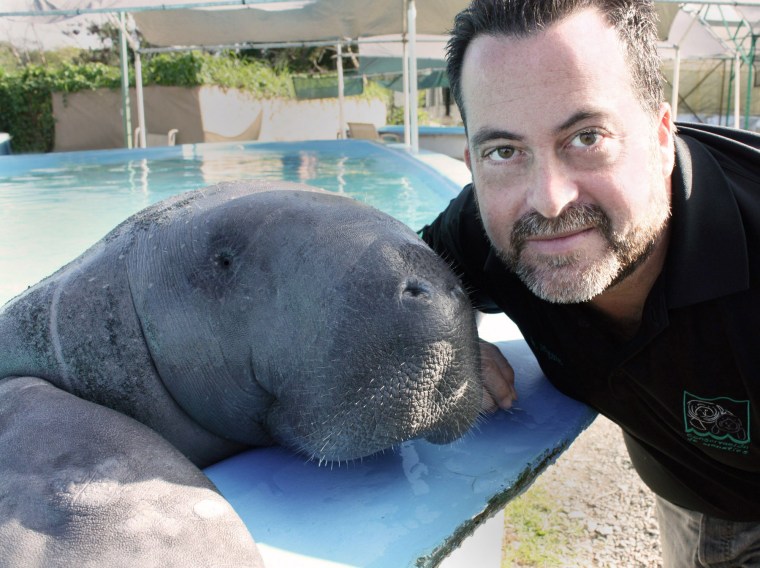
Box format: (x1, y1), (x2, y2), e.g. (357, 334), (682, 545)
(588, 229), (670, 339)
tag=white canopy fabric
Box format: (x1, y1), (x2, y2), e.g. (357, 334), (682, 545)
(737, 5), (760, 31)
(659, 2), (760, 58)
(3, 1), (757, 57)
(0, 0), (468, 49)
(660, 9), (731, 59)
(132, 1), (466, 47)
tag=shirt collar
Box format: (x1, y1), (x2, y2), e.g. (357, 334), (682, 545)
(663, 134), (749, 308)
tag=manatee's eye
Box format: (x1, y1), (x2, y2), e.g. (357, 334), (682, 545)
(187, 229), (247, 298)
(216, 252), (233, 269)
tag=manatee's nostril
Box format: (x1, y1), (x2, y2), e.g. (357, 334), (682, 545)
(402, 278), (432, 299)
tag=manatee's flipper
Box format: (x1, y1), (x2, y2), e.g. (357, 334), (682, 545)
(0, 376), (265, 568)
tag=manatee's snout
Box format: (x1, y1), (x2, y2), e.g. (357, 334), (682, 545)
(263, 222), (483, 463)
(322, 242), (484, 458)
(400, 276), (469, 307)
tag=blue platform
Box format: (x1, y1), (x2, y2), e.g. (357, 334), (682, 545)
(205, 327), (596, 567)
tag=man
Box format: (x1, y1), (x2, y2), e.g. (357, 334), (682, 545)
(420, 0), (760, 565)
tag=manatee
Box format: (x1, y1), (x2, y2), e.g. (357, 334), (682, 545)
(0, 180), (482, 566)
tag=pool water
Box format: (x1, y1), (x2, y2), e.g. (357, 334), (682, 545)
(0, 140), (465, 305)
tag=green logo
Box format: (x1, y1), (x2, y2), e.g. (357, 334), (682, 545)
(684, 392), (750, 454)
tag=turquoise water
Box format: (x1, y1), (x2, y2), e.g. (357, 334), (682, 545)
(0, 140), (461, 305)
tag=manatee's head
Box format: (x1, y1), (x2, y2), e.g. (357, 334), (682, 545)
(253, 191), (483, 462)
(130, 182), (482, 463)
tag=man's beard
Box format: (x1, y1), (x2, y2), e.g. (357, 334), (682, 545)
(495, 200), (669, 304)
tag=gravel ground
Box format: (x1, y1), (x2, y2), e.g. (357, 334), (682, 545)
(503, 415), (664, 567)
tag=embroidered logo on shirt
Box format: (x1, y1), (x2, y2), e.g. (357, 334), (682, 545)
(683, 391), (750, 454)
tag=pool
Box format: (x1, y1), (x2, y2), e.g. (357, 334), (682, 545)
(0, 140), (468, 305)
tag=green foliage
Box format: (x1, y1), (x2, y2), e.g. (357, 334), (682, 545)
(386, 103), (431, 126)
(75, 21), (130, 67)
(383, 88), (432, 125)
(48, 61), (123, 92)
(0, 49), (379, 153)
(244, 46), (332, 74)
(501, 484), (583, 567)
(0, 51), (294, 153)
(0, 61), (122, 152)
(144, 52), (205, 86)
(144, 52), (292, 97)
(364, 80), (392, 103)
(240, 45), (359, 75)
(0, 66), (56, 153)
(0, 43), (22, 71)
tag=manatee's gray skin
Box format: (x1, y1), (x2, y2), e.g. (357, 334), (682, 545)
(0, 180), (481, 566)
(0, 376), (264, 567)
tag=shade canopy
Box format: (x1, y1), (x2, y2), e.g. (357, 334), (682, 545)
(657, 2), (759, 58)
(0, 0), (470, 50)
(3, 1), (758, 54)
(132, 0), (466, 47)
(2, 1), (759, 131)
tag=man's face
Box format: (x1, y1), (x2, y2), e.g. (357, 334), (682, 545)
(461, 8), (675, 304)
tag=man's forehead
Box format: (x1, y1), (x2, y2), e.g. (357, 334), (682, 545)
(460, 8), (628, 78)
(458, 11), (635, 126)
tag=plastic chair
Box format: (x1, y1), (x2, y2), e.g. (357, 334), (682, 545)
(134, 127), (179, 147)
(346, 122), (401, 142)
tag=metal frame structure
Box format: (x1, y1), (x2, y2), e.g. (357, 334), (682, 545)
(1, 1), (758, 147)
(657, 1), (759, 128)
(0, 0), (431, 151)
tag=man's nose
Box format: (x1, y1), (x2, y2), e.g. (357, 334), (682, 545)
(527, 158), (579, 218)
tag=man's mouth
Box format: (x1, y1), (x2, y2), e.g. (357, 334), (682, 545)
(523, 227), (597, 255)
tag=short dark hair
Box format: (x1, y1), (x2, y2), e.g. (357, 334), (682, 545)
(446, 0), (664, 123)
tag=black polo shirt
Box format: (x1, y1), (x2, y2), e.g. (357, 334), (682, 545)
(420, 123), (760, 521)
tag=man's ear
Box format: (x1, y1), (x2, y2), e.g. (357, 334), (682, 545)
(657, 102), (676, 178)
(464, 143), (473, 172)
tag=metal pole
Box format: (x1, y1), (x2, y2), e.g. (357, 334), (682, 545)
(134, 51), (147, 148)
(744, 35), (756, 130)
(407, 0), (419, 153)
(671, 46), (681, 119)
(115, 13), (146, 148)
(401, 1), (411, 147)
(734, 50), (741, 128)
(336, 42), (346, 139)
(118, 12), (133, 148)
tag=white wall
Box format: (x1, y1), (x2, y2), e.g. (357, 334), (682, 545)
(52, 86), (388, 151)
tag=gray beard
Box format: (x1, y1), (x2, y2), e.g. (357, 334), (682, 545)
(496, 202), (667, 304)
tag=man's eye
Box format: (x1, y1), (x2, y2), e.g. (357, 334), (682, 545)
(570, 130), (601, 148)
(486, 146), (516, 161)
